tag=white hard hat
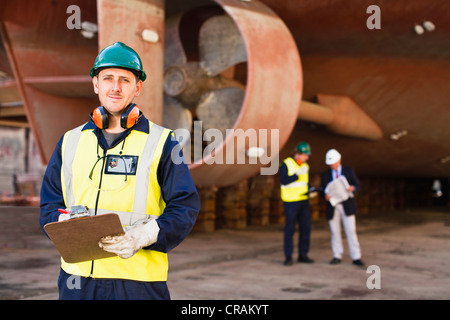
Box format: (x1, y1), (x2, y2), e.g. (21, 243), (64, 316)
(325, 149), (341, 165)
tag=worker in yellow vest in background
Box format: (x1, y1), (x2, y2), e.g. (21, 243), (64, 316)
(280, 142), (314, 266)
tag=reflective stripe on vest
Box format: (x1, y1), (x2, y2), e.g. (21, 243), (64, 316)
(60, 121), (171, 281)
(62, 124), (84, 208)
(280, 157), (309, 202)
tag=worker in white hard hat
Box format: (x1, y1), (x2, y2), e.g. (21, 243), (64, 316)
(320, 149), (364, 267)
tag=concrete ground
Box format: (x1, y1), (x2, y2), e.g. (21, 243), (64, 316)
(0, 206), (449, 300)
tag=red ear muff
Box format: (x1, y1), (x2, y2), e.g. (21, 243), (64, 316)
(120, 103), (142, 129)
(90, 106), (109, 129)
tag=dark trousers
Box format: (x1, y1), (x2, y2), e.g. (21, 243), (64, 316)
(283, 200), (311, 258)
(58, 268), (170, 300)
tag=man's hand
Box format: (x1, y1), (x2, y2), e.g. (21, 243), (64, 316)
(98, 219), (159, 259)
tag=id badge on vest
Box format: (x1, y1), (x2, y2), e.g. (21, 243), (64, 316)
(104, 155), (138, 175)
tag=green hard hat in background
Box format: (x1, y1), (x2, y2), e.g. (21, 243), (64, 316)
(296, 142), (311, 155)
(90, 42), (147, 81)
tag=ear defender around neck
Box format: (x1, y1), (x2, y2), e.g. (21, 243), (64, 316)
(90, 106), (109, 129)
(120, 103), (142, 129)
(89, 104), (142, 129)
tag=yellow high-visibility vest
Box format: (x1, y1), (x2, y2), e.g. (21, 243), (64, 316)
(280, 157), (309, 202)
(60, 121), (171, 282)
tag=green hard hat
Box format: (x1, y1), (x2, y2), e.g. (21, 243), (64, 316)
(90, 42), (147, 81)
(296, 142), (311, 155)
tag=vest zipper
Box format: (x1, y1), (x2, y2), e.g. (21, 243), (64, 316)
(90, 155), (107, 277)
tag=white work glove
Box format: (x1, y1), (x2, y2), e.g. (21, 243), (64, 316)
(295, 166), (308, 176)
(98, 219), (160, 259)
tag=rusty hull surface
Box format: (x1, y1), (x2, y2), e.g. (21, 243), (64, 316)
(1, 0), (450, 185)
(268, 0), (450, 178)
(0, 0), (302, 188)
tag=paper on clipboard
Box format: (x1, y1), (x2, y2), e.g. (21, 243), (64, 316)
(324, 176), (354, 207)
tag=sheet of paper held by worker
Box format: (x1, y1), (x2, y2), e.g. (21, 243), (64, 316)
(324, 176), (354, 207)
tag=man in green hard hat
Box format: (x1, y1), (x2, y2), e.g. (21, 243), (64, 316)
(89, 42), (146, 132)
(40, 42), (200, 299)
(279, 142), (314, 265)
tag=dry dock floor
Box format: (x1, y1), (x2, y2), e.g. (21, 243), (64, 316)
(0, 206), (449, 300)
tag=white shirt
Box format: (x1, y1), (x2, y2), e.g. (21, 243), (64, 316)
(332, 165), (342, 181)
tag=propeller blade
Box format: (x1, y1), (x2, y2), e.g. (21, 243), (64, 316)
(196, 87), (245, 135)
(164, 13), (187, 71)
(163, 94), (193, 135)
(199, 15), (247, 76)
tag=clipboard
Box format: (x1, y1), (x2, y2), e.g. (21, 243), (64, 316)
(44, 213), (125, 263)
